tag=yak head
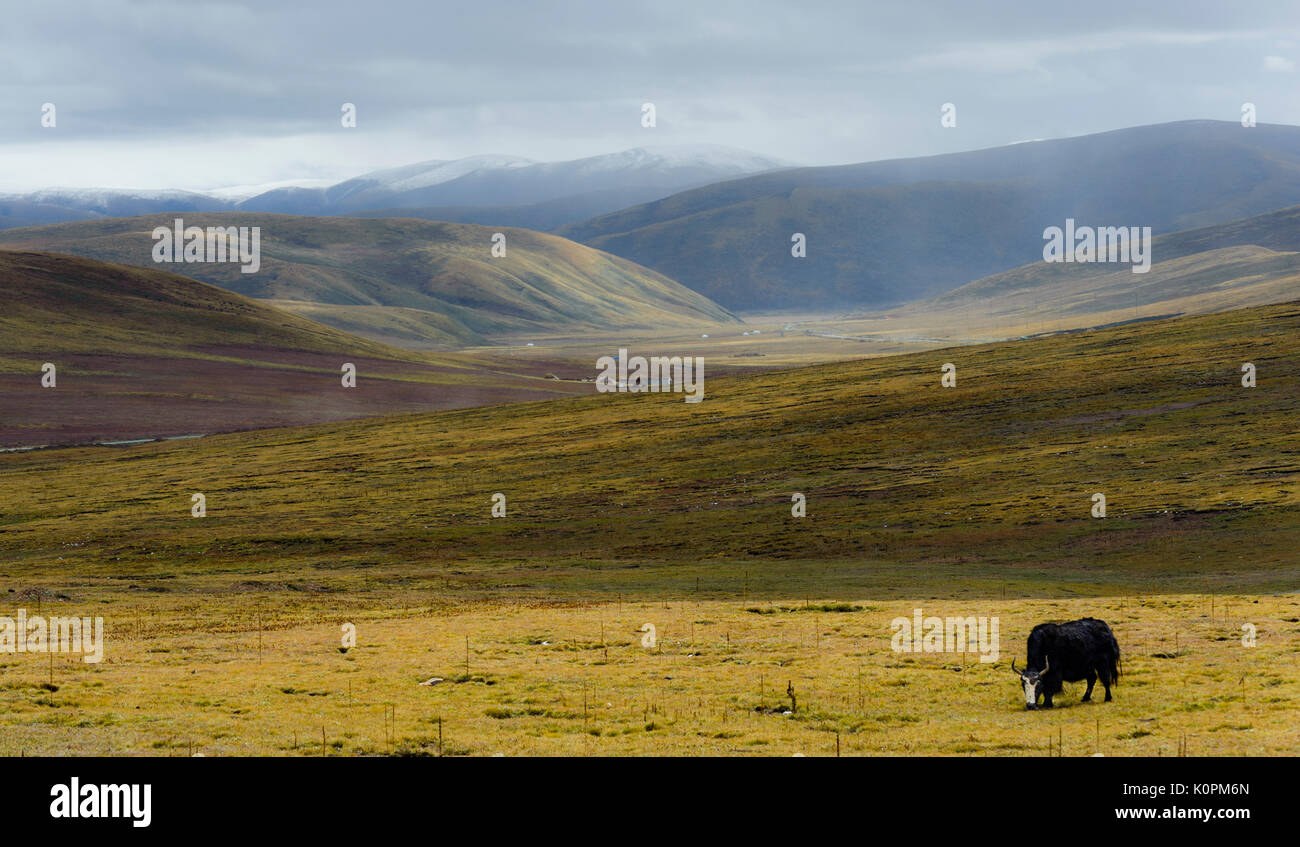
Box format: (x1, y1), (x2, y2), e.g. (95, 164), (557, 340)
(1011, 656), (1049, 710)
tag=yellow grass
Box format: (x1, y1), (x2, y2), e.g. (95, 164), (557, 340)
(2, 593), (1295, 756)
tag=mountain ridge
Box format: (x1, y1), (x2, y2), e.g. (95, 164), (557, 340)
(0, 145), (790, 231)
(558, 120), (1300, 310)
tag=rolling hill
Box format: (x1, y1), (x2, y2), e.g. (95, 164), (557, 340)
(909, 202), (1300, 334)
(559, 120), (1300, 311)
(0, 214), (740, 347)
(4, 298), (1297, 593)
(0, 250), (590, 447)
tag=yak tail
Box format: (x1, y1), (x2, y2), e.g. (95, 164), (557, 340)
(1109, 631), (1122, 684)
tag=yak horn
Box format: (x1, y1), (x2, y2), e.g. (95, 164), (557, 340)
(1011, 657), (1019, 674)
(1041, 655), (1050, 674)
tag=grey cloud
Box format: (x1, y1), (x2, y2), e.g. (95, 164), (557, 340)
(5, 0), (1300, 189)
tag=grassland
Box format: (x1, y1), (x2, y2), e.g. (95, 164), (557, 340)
(1, 300), (1297, 755)
(0, 250), (893, 450)
(0, 251), (593, 447)
(1, 593), (1293, 757)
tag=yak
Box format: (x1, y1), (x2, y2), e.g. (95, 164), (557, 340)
(1012, 618), (1120, 710)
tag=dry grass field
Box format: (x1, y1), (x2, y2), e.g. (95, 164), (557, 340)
(2, 300), (1298, 755)
(1, 591), (1295, 756)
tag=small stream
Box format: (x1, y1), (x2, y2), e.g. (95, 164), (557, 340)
(1, 434), (207, 454)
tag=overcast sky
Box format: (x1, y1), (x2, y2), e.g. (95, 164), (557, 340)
(4, 0), (1300, 192)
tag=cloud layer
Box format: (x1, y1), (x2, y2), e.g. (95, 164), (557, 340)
(4, 0), (1300, 190)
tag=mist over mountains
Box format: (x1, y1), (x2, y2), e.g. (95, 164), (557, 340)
(559, 120), (1300, 310)
(0, 145), (790, 232)
(8, 120), (1300, 326)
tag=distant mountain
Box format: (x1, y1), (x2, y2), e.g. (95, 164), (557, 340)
(347, 185), (728, 232)
(0, 189), (229, 228)
(0, 214), (740, 348)
(0, 197), (99, 229)
(20, 188), (229, 217)
(558, 120), (1300, 311)
(0, 146), (789, 231)
(235, 146), (791, 221)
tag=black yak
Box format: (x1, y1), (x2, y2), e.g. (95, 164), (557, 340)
(1012, 618), (1120, 709)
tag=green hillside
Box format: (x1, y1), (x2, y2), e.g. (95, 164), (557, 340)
(0, 214), (740, 348)
(0, 249), (408, 360)
(4, 298), (1297, 596)
(0, 250), (589, 447)
(925, 203), (1300, 327)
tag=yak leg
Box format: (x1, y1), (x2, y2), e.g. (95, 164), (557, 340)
(1102, 671), (1113, 702)
(1082, 672), (1096, 702)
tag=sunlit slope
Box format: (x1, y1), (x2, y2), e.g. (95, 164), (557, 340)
(2, 300), (1297, 595)
(0, 250), (412, 359)
(0, 214), (740, 347)
(0, 251), (588, 446)
(926, 204), (1300, 330)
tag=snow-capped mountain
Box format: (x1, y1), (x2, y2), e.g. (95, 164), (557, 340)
(0, 145), (791, 230)
(336, 154), (537, 196)
(204, 178), (336, 202)
(6, 187), (228, 217)
(0, 187), (232, 229)
(235, 145), (791, 216)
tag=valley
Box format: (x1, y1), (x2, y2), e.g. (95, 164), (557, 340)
(4, 115), (1300, 760)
